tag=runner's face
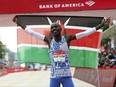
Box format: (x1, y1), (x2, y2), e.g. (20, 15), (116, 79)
(51, 23), (61, 36)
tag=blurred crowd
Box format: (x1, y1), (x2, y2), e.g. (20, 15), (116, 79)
(98, 48), (116, 68)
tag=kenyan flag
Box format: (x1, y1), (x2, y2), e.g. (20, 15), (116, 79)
(16, 15), (104, 68)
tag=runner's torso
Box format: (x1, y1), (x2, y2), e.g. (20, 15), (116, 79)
(49, 36), (71, 78)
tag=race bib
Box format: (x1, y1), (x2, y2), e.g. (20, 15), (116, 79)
(53, 51), (66, 62)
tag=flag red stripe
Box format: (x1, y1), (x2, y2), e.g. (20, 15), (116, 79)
(17, 28), (101, 48)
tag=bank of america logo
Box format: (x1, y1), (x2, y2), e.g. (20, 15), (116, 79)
(85, 0), (95, 7)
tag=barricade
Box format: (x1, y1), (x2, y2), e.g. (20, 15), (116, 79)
(73, 68), (116, 87)
(7, 67), (28, 73)
(0, 68), (8, 77)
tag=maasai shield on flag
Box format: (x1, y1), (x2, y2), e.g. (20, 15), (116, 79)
(16, 15), (104, 68)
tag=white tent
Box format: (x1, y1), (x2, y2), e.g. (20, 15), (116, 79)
(102, 24), (116, 39)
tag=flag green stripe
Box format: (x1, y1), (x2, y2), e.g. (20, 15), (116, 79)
(18, 46), (50, 64)
(70, 49), (98, 68)
(18, 46), (98, 68)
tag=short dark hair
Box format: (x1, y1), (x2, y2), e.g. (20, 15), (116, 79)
(50, 22), (61, 30)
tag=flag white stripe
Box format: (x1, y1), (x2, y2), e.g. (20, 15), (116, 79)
(17, 44), (100, 52)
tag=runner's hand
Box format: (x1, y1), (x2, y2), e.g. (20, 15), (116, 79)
(13, 16), (18, 24)
(102, 17), (111, 26)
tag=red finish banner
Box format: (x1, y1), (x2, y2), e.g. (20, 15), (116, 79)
(37, 0), (116, 12)
(0, 0), (116, 14)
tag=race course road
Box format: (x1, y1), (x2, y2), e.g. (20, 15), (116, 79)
(0, 71), (96, 87)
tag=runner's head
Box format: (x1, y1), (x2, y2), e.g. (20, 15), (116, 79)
(50, 22), (62, 36)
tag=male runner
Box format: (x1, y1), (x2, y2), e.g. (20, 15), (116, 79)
(13, 16), (110, 87)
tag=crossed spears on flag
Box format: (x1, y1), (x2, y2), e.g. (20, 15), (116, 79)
(47, 17), (71, 36)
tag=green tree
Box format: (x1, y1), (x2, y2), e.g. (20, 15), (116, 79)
(0, 41), (6, 59)
(101, 38), (111, 45)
